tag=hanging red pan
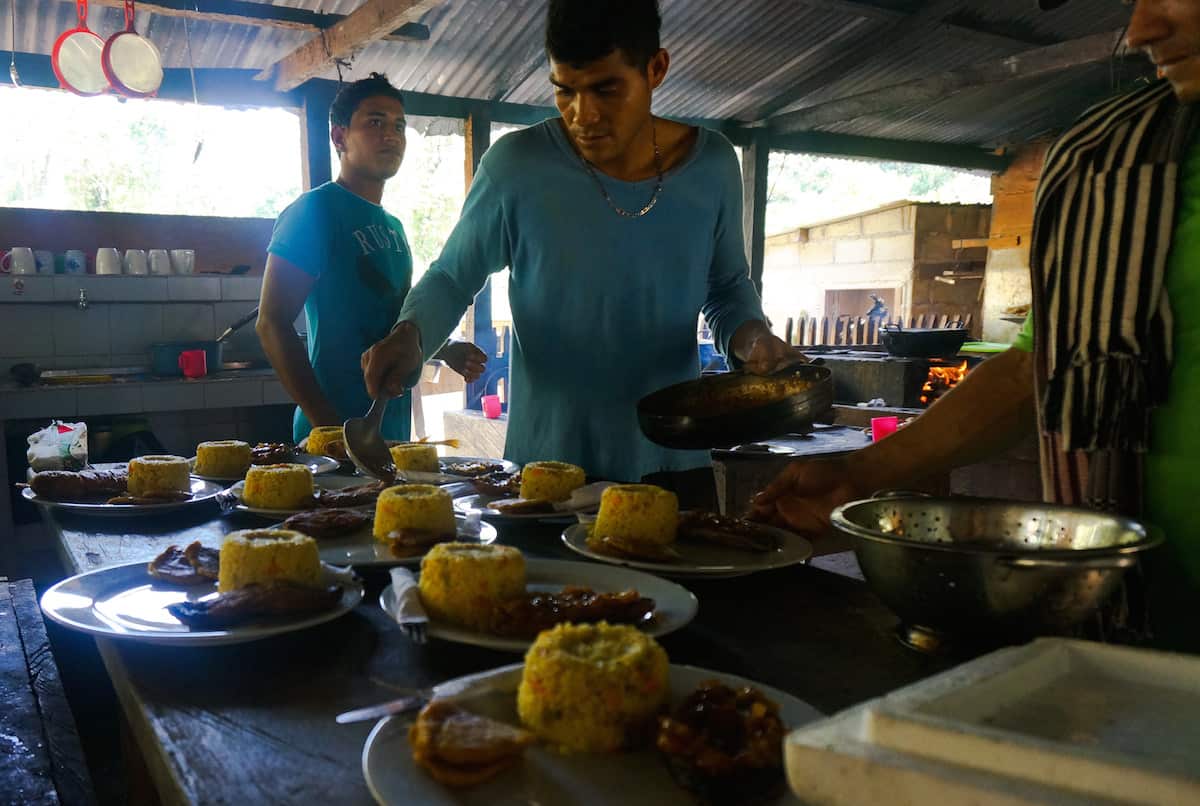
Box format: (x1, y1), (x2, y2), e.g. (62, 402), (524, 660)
(102, 0), (163, 98)
(52, 0), (108, 96)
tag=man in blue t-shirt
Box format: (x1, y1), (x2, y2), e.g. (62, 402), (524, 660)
(257, 74), (484, 442)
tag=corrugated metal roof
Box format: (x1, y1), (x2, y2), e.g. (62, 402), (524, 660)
(2, 0), (1151, 150)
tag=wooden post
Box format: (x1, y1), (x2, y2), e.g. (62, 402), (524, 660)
(741, 128), (769, 296)
(464, 107), (494, 410)
(300, 82), (336, 191)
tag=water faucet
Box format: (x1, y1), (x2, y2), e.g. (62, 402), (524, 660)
(77, 288), (88, 310)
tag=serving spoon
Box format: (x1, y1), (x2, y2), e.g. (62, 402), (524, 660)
(344, 399), (397, 483)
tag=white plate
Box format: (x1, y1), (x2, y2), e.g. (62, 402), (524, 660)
(393, 456), (520, 485)
(229, 475), (376, 518)
(378, 558), (698, 652)
(453, 493), (587, 523)
(561, 521), (813, 578)
(362, 663), (820, 805)
(21, 474), (225, 517)
(39, 562), (363, 646)
(315, 516), (499, 568)
(360, 453), (520, 484)
(187, 452), (340, 482)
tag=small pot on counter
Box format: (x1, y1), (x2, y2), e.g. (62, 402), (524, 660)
(149, 307), (260, 377)
(150, 341), (223, 377)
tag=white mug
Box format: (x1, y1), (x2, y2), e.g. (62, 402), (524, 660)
(123, 249), (148, 275)
(2, 247), (36, 275)
(34, 250), (54, 274)
(63, 250), (86, 275)
(148, 249), (172, 275)
(169, 249), (195, 275)
(96, 248), (122, 276)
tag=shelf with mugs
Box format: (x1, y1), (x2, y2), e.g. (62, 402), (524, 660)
(1, 274), (263, 304)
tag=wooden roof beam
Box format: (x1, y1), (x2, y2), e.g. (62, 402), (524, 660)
(75, 0), (431, 43)
(769, 29), (1130, 134)
(259, 0), (446, 91)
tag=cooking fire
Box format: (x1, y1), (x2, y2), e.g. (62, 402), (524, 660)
(920, 361), (969, 407)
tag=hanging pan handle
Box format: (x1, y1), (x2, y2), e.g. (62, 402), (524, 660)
(76, 0), (89, 30)
(123, 0), (137, 32)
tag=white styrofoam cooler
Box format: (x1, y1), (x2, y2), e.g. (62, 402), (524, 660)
(786, 639), (1200, 805)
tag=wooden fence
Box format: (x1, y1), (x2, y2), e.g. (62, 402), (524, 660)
(784, 313), (973, 347)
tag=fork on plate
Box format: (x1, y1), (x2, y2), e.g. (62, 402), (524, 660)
(399, 617), (427, 645)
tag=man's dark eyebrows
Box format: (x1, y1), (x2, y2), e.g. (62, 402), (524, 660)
(550, 77), (620, 90)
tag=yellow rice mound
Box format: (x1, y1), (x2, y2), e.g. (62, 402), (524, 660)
(389, 444), (440, 473)
(217, 528), (321, 592)
(589, 484), (679, 549)
(419, 543), (525, 631)
(520, 461), (585, 502)
(306, 426), (344, 457)
(518, 622), (669, 753)
(127, 455), (191, 496)
(242, 463), (313, 510)
(193, 440), (252, 478)
(373, 484), (456, 540)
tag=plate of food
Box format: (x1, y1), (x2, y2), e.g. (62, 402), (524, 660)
(280, 484), (499, 567)
(379, 547), (697, 652)
(20, 459), (225, 516)
(452, 461), (610, 521)
(361, 624), (819, 804)
(39, 530), (363, 646)
(186, 439), (340, 482)
(288, 513), (499, 568)
(297, 427), (351, 462)
(385, 445), (520, 484)
(561, 484), (812, 577)
(228, 465), (387, 517)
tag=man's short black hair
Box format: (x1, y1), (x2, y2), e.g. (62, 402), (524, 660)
(545, 0), (662, 70)
(329, 72), (405, 129)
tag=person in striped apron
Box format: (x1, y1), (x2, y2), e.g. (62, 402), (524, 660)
(751, 0), (1200, 651)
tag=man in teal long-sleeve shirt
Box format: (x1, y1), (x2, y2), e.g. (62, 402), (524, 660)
(361, 0), (799, 483)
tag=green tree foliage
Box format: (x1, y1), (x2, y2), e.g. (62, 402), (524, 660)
(765, 152), (992, 235)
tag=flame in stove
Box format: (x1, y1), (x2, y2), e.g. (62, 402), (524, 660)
(920, 361), (969, 407)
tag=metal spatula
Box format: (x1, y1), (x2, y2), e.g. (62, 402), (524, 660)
(343, 399), (397, 482)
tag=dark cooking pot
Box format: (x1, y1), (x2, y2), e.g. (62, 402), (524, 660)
(830, 494), (1162, 650)
(638, 364), (834, 450)
(881, 324), (969, 358)
(150, 341), (223, 377)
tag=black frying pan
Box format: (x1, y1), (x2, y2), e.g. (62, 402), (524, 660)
(638, 364), (834, 450)
(880, 324), (969, 358)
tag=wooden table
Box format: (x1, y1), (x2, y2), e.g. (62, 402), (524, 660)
(1, 578), (96, 805)
(39, 483), (964, 805)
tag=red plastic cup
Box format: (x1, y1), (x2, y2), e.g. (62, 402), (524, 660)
(482, 394), (502, 419)
(871, 416), (899, 442)
(178, 349), (207, 379)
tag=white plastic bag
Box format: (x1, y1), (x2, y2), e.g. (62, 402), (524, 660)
(27, 420), (89, 471)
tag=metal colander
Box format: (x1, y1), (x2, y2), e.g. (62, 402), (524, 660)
(829, 495), (1162, 650)
(834, 495), (1150, 554)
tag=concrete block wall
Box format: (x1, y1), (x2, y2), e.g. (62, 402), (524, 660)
(0, 275), (298, 371)
(763, 202), (996, 337)
(762, 202), (918, 331)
